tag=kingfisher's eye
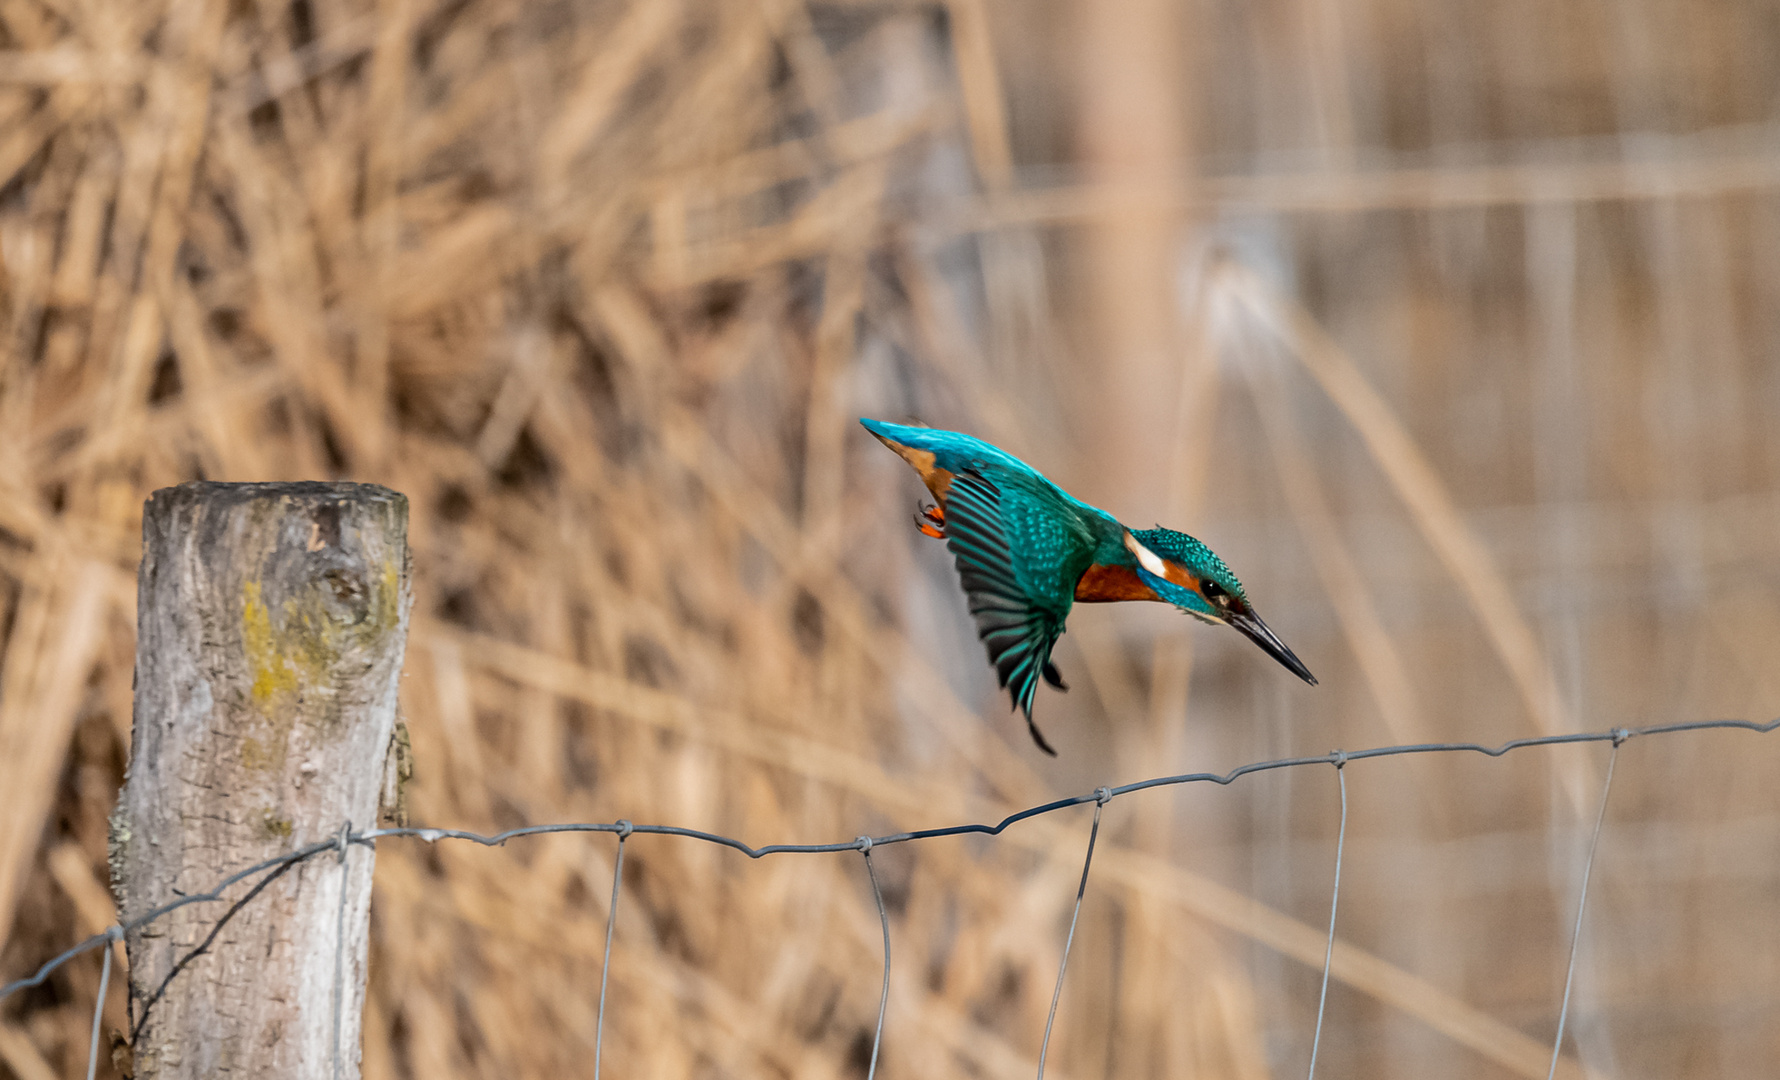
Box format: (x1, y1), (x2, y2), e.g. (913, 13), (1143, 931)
(1202, 581), (1227, 602)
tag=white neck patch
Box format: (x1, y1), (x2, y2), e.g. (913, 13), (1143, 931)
(1123, 532), (1169, 578)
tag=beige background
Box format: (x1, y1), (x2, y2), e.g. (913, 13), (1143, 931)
(2, 0), (1779, 1077)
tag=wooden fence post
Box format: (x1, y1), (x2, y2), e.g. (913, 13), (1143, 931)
(109, 482), (412, 1078)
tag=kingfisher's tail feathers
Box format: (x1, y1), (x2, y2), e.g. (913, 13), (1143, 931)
(859, 417), (929, 439)
(860, 418), (951, 458)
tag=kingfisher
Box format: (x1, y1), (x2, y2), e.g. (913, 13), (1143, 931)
(863, 418), (1316, 755)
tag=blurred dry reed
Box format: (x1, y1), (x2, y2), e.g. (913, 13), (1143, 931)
(3, 0), (1780, 1078)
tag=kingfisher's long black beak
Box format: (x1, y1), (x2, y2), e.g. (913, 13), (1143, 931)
(1226, 606), (1318, 686)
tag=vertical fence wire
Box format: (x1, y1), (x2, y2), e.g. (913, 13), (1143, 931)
(1546, 735), (1623, 1080)
(860, 838), (891, 1080)
(1306, 756), (1348, 1080)
(331, 820), (352, 1080)
(84, 928), (117, 1080)
(595, 821), (632, 1080)
(1037, 787), (1111, 1080)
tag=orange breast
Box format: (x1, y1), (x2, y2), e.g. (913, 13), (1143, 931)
(1074, 564), (1162, 603)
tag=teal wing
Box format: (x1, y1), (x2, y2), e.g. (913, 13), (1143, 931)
(941, 470), (1091, 755)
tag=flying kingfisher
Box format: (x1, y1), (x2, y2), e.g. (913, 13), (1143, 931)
(863, 418), (1316, 755)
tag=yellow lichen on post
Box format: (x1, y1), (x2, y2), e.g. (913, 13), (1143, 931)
(243, 560), (406, 724)
(257, 808), (293, 839)
(243, 582), (297, 706)
(239, 736), (273, 770)
(378, 558), (401, 635)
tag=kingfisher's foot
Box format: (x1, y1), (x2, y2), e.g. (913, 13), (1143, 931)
(915, 501), (946, 538)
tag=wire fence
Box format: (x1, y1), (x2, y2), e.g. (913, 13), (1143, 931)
(5, 716), (1778, 1080)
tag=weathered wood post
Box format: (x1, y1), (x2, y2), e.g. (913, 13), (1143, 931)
(109, 483), (411, 1078)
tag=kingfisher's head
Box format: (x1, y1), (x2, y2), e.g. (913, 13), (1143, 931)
(1124, 527), (1318, 685)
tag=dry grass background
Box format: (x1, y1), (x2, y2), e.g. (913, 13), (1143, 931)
(2, 0), (1780, 1077)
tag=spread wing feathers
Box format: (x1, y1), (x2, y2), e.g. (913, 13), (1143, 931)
(942, 471), (1067, 755)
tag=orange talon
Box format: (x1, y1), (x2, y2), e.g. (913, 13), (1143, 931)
(915, 501), (946, 538)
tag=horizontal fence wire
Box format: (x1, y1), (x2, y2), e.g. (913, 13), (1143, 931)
(5, 715), (1775, 999)
(4, 714), (1776, 1079)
